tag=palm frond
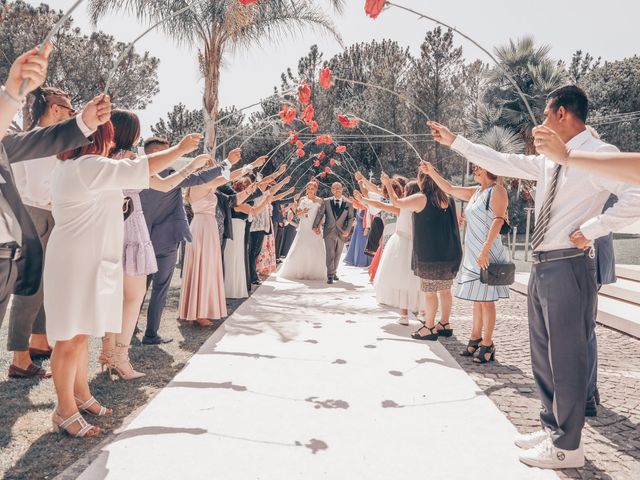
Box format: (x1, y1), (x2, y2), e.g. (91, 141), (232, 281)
(474, 126), (525, 154)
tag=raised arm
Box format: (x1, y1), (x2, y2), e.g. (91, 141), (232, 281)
(354, 171), (383, 196)
(428, 121), (543, 181)
(533, 125), (640, 185)
(381, 172), (426, 212)
(271, 186), (295, 202)
(353, 190), (399, 216)
(420, 161), (476, 202)
(146, 133), (203, 175)
(1, 45), (51, 142)
(149, 154), (213, 192)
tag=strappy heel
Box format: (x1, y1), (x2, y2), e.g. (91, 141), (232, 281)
(460, 338), (482, 357)
(411, 324), (439, 341)
(473, 344), (496, 364)
(435, 322), (453, 337)
(109, 344), (145, 381)
(75, 396), (112, 416)
(99, 337), (114, 373)
(52, 411), (100, 438)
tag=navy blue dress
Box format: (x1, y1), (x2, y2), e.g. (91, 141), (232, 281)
(344, 210), (372, 267)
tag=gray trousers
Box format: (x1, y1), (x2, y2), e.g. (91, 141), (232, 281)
(7, 206), (54, 351)
(0, 259), (19, 329)
(528, 254), (597, 450)
(324, 233), (345, 277)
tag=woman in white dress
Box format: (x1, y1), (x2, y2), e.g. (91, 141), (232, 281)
(44, 122), (203, 438)
(278, 181), (327, 281)
(355, 181), (424, 325)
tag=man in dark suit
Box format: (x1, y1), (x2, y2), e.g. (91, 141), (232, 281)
(138, 140), (242, 345)
(0, 49), (111, 380)
(312, 182), (355, 284)
(272, 199), (285, 263)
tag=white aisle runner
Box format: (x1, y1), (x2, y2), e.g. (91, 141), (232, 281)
(77, 266), (557, 480)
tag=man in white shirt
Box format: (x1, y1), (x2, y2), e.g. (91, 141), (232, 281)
(428, 85), (640, 470)
(7, 87), (78, 377)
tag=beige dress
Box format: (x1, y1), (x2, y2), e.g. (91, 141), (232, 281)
(44, 154), (149, 342)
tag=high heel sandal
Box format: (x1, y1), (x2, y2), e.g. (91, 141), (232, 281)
(99, 337), (113, 373)
(52, 410), (100, 438)
(411, 323), (439, 341)
(75, 396), (112, 416)
(109, 344), (146, 381)
(473, 344), (496, 364)
(460, 338), (482, 357)
(435, 322), (454, 337)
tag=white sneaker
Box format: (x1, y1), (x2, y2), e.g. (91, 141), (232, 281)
(397, 316), (409, 326)
(519, 437), (585, 470)
(514, 429), (549, 449)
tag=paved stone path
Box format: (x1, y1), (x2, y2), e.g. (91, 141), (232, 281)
(73, 266), (558, 480)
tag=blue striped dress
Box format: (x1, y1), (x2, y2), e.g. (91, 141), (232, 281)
(455, 187), (510, 302)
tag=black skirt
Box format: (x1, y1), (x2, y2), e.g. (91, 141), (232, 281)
(365, 216), (384, 257)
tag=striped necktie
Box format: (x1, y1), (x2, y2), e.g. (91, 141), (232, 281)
(531, 164), (562, 251)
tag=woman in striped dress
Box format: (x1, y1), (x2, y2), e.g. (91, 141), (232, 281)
(420, 161), (509, 364)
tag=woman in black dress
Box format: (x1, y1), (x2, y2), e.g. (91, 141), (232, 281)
(381, 167), (462, 341)
(278, 202), (299, 259)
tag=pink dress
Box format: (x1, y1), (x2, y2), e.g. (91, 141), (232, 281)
(179, 190), (227, 321)
(257, 226), (277, 277)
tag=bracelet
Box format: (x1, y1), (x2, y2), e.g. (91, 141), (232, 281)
(0, 85), (24, 108)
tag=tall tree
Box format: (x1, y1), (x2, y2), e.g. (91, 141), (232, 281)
(0, 0), (159, 125)
(89, 0), (344, 152)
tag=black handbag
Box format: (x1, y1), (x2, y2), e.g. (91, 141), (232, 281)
(123, 196), (134, 221)
(480, 262), (516, 286)
(485, 187), (512, 235)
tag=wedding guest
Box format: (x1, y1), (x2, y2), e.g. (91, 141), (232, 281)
(356, 181), (423, 325)
(272, 199), (285, 264)
(344, 199), (372, 267)
(1, 48), (110, 385)
(256, 201), (278, 277)
(100, 110), (214, 379)
(7, 86), (77, 378)
(248, 165), (288, 285)
(382, 169), (462, 342)
(278, 202), (299, 258)
(224, 178), (262, 299)
(180, 156), (270, 323)
(45, 123), (201, 438)
(420, 161), (510, 363)
(533, 125), (640, 184)
(138, 142), (241, 345)
(428, 85), (640, 469)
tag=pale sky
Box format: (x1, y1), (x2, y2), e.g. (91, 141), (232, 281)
(28, 0), (640, 135)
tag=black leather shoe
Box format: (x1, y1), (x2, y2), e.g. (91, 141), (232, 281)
(585, 397), (598, 417)
(252, 279), (262, 286)
(333, 274), (339, 281)
(327, 277), (334, 284)
(142, 335), (173, 345)
(594, 387), (601, 405)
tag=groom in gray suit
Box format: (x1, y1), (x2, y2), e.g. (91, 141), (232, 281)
(313, 182), (355, 284)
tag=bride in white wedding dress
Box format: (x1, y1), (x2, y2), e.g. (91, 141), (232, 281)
(278, 181), (327, 280)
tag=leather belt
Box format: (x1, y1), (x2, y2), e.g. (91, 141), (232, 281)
(0, 242), (21, 261)
(532, 247), (591, 265)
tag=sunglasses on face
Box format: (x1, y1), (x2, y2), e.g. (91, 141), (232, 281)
(51, 103), (76, 115)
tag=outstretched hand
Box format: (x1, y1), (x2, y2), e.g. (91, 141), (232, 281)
(420, 160), (435, 176)
(81, 94), (112, 131)
(227, 148), (242, 165)
(533, 125), (569, 165)
(427, 121), (456, 147)
(354, 171), (365, 182)
(5, 43), (53, 98)
(190, 154), (213, 170)
(252, 154), (267, 168)
(177, 133), (204, 155)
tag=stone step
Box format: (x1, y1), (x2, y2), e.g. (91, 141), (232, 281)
(512, 273), (640, 339)
(617, 264), (640, 282)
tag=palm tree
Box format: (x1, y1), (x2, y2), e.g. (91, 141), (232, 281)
(485, 36), (566, 138)
(89, 0), (344, 151)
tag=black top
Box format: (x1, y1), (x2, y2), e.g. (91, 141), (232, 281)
(412, 197), (462, 281)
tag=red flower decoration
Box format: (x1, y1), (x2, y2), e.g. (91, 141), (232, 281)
(288, 130), (299, 144)
(329, 158), (336, 166)
(296, 149), (305, 158)
(318, 151), (326, 161)
(239, 0), (258, 5)
(335, 145), (347, 153)
(320, 172), (327, 179)
(279, 105), (297, 125)
(315, 134), (333, 145)
(310, 120), (319, 133)
(298, 82), (312, 105)
(301, 104), (315, 125)
(313, 159), (321, 167)
(319, 67), (333, 89)
(324, 166), (331, 174)
(295, 140), (304, 149)
(338, 114), (360, 129)
(364, 0), (385, 19)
